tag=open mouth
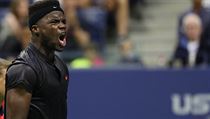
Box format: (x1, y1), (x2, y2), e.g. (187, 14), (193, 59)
(58, 32), (66, 47)
(59, 32), (66, 41)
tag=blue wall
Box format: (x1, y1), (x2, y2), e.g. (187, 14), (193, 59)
(68, 69), (210, 119)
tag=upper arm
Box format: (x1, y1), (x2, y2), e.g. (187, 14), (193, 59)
(6, 64), (38, 93)
(6, 87), (32, 119)
(5, 64), (38, 119)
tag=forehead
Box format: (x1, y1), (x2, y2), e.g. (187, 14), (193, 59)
(183, 15), (201, 27)
(43, 11), (65, 20)
(185, 19), (201, 27)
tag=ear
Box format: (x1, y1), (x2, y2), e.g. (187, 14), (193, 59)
(31, 25), (39, 36)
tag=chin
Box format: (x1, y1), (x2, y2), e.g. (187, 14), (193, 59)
(55, 47), (65, 52)
(56, 48), (64, 52)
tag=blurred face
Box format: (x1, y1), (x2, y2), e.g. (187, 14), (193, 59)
(36, 11), (67, 51)
(120, 41), (133, 56)
(184, 20), (202, 41)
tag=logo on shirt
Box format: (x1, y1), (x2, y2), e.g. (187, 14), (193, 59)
(65, 75), (68, 80)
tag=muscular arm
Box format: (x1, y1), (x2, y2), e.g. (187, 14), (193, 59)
(5, 64), (38, 119)
(6, 87), (32, 119)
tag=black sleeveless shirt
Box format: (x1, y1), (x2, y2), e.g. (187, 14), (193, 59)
(5, 43), (69, 119)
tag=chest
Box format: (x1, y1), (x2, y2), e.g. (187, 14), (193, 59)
(34, 62), (69, 99)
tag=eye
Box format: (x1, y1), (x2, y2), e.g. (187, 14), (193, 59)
(62, 19), (66, 24)
(50, 19), (60, 24)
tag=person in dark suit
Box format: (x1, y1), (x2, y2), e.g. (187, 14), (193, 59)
(170, 13), (208, 68)
(177, 0), (210, 48)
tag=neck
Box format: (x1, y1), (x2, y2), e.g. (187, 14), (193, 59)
(189, 38), (199, 42)
(31, 38), (55, 61)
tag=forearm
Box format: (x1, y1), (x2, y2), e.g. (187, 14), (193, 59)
(66, 9), (80, 28)
(63, 1), (80, 29)
(73, 28), (90, 48)
(116, 0), (129, 37)
(6, 88), (31, 119)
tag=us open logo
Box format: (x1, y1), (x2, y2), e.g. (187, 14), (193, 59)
(171, 93), (210, 116)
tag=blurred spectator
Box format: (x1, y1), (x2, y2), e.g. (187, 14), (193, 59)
(61, 0), (130, 63)
(62, 0), (107, 50)
(69, 43), (105, 69)
(119, 40), (143, 65)
(169, 13), (208, 68)
(0, 0), (30, 60)
(0, 58), (11, 119)
(0, 58), (10, 102)
(129, 0), (146, 20)
(202, 0), (210, 9)
(60, 0), (128, 65)
(105, 0), (129, 43)
(60, 0), (90, 63)
(177, 0), (210, 48)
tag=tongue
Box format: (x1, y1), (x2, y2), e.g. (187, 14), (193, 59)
(59, 37), (66, 47)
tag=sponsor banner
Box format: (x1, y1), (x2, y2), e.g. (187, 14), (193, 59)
(68, 69), (210, 119)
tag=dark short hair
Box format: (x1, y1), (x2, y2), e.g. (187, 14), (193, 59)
(28, 0), (64, 29)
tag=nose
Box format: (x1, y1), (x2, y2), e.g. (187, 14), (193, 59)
(58, 21), (66, 30)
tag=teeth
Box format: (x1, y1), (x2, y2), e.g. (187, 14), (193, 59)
(60, 32), (66, 36)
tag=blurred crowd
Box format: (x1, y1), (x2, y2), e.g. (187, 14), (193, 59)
(1, 0), (210, 69)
